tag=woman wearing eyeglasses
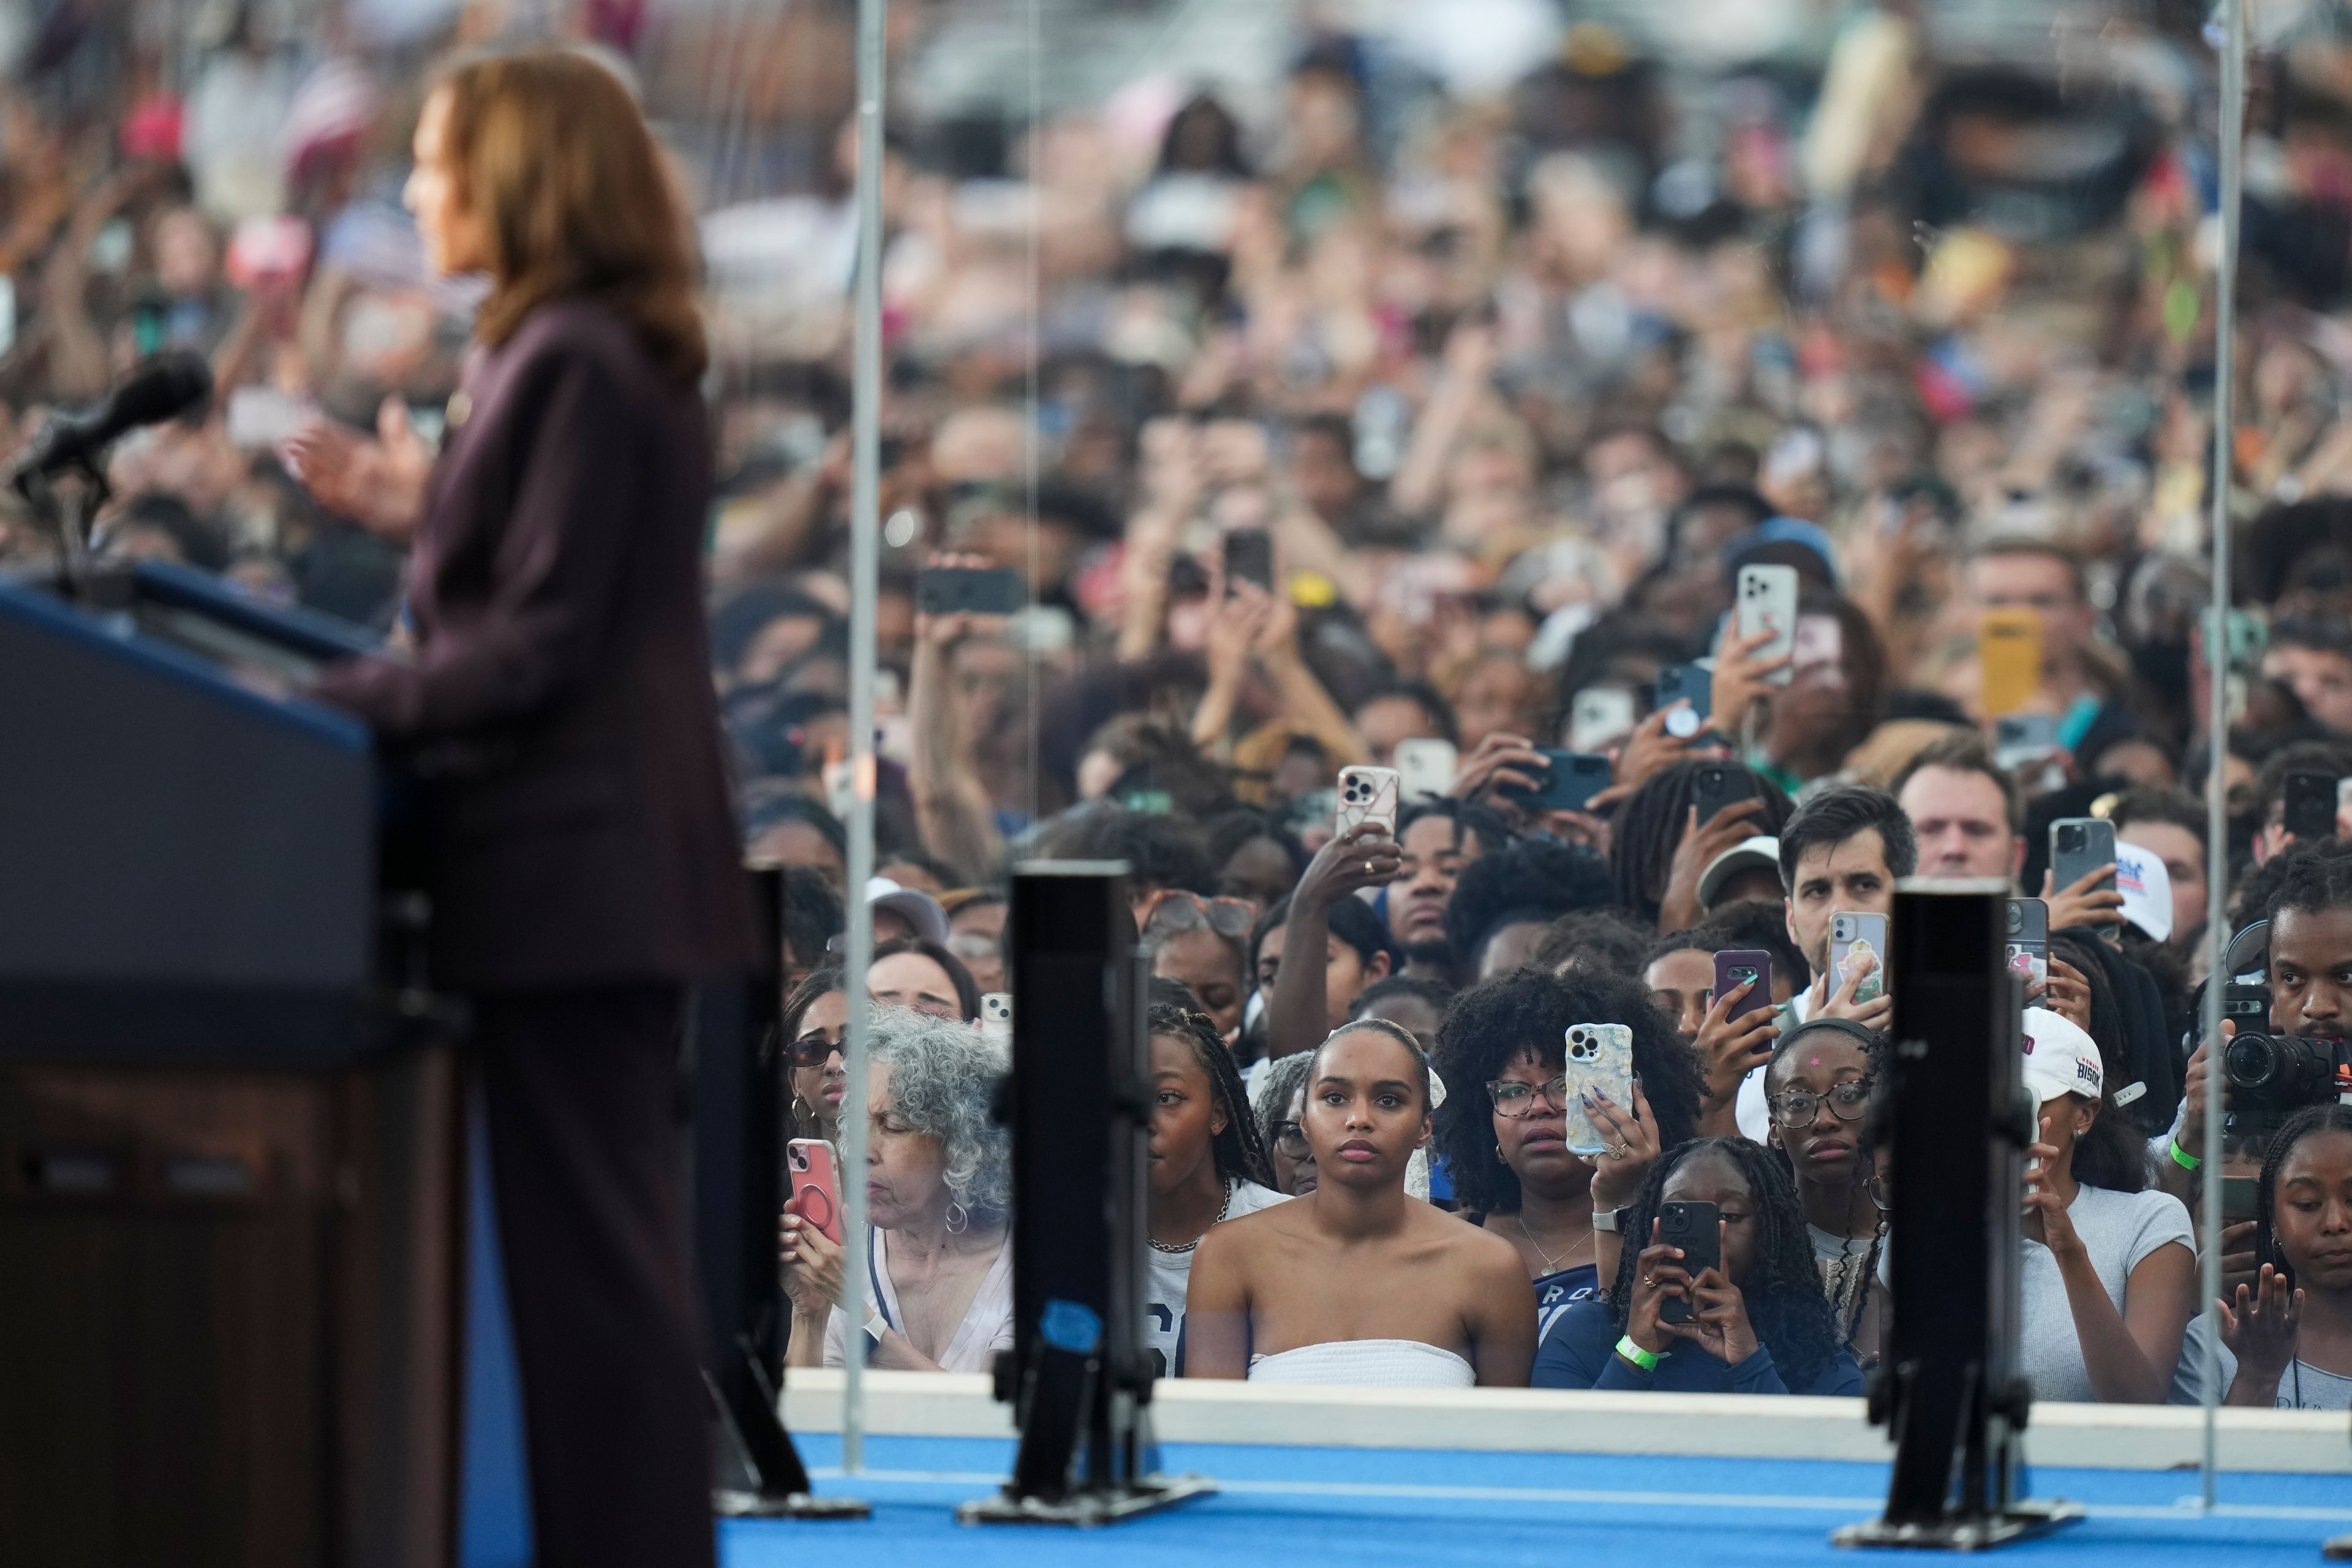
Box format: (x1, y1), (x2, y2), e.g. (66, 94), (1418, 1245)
(1143, 1004), (1289, 1376)
(1257, 1051), (1320, 1196)
(1143, 889), (1257, 1044)
(1185, 1019), (1535, 1386)
(1760, 1018), (1889, 1367)
(1430, 968), (1704, 1341)
(780, 967), (848, 1144)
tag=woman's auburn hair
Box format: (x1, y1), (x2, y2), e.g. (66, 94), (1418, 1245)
(434, 50), (707, 384)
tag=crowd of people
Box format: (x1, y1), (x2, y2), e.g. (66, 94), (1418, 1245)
(11, 1), (2352, 1406)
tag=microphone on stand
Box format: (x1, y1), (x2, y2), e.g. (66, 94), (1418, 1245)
(8, 352), (214, 492)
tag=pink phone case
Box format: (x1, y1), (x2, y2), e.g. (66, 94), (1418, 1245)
(788, 1138), (843, 1244)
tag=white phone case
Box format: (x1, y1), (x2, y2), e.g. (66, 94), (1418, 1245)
(1736, 565), (1800, 688)
(1560, 1023), (1635, 1158)
(1335, 766), (1401, 839)
(1393, 739), (1457, 802)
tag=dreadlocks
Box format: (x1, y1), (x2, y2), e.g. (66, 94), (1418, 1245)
(1607, 761), (1792, 927)
(1147, 1001), (1276, 1189)
(2255, 1103), (2352, 1286)
(1607, 1136), (1844, 1394)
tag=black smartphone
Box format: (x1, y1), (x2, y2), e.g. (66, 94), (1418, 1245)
(1691, 763), (1754, 827)
(1223, 527), (1273, 594)
(2284, 769), (2338, 841)
(915, 565), (1026, 617)
(1654, 662), (1714, 739)
(2049, 816), (2120, 945)
(1500, 749), (1612, 812)
(1657, 1199), (1722, 1324)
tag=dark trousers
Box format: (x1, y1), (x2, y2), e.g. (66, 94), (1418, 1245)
(475, 984), (713, 1568)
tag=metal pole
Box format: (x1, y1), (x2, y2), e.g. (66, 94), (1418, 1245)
(840, 0), (888, 1480)
(2199, 0), (2245, 1512)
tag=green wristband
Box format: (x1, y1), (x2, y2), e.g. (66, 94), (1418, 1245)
(2169, 1140), (2203, 1172)
(1615, 1335), (1661, 1373)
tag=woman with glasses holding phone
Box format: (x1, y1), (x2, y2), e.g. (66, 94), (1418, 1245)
(1430, 968), (1703, 1341)
(1143, 889), (1258, 1044)
(780, 967), (848, 1144)
(1761, 1018), (1890, 1366)
(1143, 1004), (1289, 1375)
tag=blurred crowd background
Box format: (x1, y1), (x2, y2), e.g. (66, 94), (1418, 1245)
(10, 0), (2352, 937)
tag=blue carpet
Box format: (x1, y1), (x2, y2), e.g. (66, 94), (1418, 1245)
(720, 1434), (2352, 1567)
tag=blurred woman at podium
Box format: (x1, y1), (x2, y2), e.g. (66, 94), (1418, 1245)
(304, 50), (753, 1568)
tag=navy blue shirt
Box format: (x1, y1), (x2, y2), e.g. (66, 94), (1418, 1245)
(1532, 1298), (1864, 1395)
(1534, 1264), (1599, 1344)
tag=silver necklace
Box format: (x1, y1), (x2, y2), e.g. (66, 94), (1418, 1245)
(1153, 1181), (1231, 1254)
(1517, 1211), (1589, 1275)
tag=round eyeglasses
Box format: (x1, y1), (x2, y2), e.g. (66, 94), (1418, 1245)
(1765, 1079), (1874, 1129)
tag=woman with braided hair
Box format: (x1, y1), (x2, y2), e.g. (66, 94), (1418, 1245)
(1144, 1003), (1289, 1375)
(2212, 1104), (2352, 1408)
(1533, 1136), (1861, 1394)
(1760, 1018), (1890, 1368)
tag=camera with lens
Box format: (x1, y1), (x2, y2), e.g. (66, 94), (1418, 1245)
(2211, 920), (2352, 1137)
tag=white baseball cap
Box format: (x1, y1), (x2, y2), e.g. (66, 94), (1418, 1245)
(2021, 1006), (2104, 1106)
(2113, 841), (2173, 943)
(1698, 835), (1785, 908)
(866, 876), (949, 945)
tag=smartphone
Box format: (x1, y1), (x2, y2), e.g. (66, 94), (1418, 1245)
(1335, 765), (1401, 839)
(1979, 608), (2043, 717)
(2005, 897), (2049, 991)
(1736, 564), (1800, 687)
(915, 565), (1026, 617)
(1393, 737), (1457, 802)
(1654, 662), (1714, 740)
(225, 386), (314, 451)
(786, 1139), (843, 1245)
(1569, 687), (1637, 752)
(1993, 712), (2062, 772)
(1500, 749), (1612, 813)
(1829, 911), (1890, 1003)
(980, 992), (1012, 1047)
(1223, 527), (1273, 594)
(2285, 769), (2338, 841)
(2049, 817), (2119, 944)
(1559, 1023), (1635, 1158)
(1712, 950), (1774, 1017)
(1691, 762), (1754, 827)
(1657, 1200), (1722, 1324)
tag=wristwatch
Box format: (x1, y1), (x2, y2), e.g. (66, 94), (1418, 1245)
(1591, 1205), (1622, 1234)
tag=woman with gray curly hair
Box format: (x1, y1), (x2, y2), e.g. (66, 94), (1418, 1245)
(781, 1008), (1013, 1372)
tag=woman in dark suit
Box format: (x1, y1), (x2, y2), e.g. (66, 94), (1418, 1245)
(311, 52), (752, 1568)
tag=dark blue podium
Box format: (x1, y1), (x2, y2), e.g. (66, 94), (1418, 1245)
(0, 562), (464, 1568)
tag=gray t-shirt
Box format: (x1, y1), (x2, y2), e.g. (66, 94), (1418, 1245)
(1145, 1180), (1289, 1377)
(2018, 1183), (2194, 1404)
(2189, 1340), (2352, 1409)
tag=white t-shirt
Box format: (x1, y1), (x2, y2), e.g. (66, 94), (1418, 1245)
(2018, 1183), (2193, 1403)
(1145, 1180), (1289, 1377)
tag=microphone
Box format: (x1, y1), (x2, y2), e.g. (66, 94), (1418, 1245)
(9, 352), (214, 488)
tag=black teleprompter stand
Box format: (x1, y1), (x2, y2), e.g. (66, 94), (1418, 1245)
(701, 868), (867, 1521)
(958, 862), (1213, 1527)
(1834, 881), (2082, 1552)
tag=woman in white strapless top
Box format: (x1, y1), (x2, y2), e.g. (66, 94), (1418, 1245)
(1184, 1021), (1535, 1388)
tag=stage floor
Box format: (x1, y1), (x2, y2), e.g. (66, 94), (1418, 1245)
(722, 1434), (2352, 1567)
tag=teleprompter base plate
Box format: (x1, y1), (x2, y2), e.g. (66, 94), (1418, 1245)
(1833, 1499), (2084, 1552)
(714, 1488), (873, 1520)
(956, 1472), (1216, 1527)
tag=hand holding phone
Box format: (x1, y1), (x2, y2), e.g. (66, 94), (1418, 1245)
(1497, 750), (1612, 813)
(1736, 565), (1800, 688)
(786, 1138), (843, 1245)
(1335, 766), (1401, 839)
(1655, 1200), (1722, 1325)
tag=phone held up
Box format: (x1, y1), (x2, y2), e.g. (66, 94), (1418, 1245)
(1499, 750), (1612, 813)
(786, 1139), (844, 1245)
(1735, 564), (1800, 688)
(916, 564), (1026, 617)
(1393, 737), (1457, 802)
(2005, 898), (2049, 990)
(1829, 911), (1889, 1003)
(2283, 769), (2339, 842)
(1656, 1200), (1722, 1324)
(2049, 816), (2119, 946)
(1335, 765), (1401, 840)
(1711, 950), (1774, 1018)
(1558, 1023), (1634, 1158)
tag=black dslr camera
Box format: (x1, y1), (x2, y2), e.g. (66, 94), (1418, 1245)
(2215, 920), (2352, 1137)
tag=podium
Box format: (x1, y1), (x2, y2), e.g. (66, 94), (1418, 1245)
(0, 562), (463, 1568)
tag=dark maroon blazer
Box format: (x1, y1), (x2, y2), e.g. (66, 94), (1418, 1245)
(315, 298), (756, 993)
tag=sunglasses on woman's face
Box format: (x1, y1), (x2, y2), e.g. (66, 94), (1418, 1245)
(1140, 889), (1256, 940)
(783, 1029), (845, 1069)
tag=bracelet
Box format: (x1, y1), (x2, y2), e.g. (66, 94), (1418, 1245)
(1591, 1205), (1621, 1234)
(864, 1308), (890, 1343)
(1615, 1335), (1661, 1373)
(2169, 1140), (2203, 1172)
